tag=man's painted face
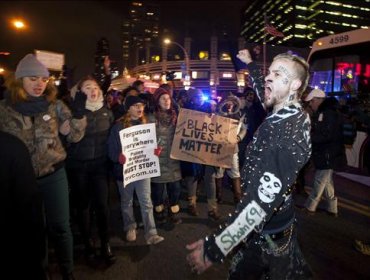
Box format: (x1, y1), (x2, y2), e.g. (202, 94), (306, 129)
(81, 80), (101, 102)
(23, 76), (48, 97)
(264, 58), (295, 108)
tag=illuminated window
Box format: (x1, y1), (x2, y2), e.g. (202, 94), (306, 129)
(173, 72), (183, 80)
(152, 73), (161, 80)
(220, 53), (231, 61)
(191, 71), (209, 79)
(151, 55), (160, 62)
(221, 72), (234, 79)
(198, 51), (209, 60)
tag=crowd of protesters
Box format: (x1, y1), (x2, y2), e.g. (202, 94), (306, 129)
(0, 48), (369, 280)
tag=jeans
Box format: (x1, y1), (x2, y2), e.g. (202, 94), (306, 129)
(37, 167), (73, 274)
(305, 169), (338, 214)
(151, 181), (181, 209)
(116, 179), (157, 239)
(185, 165), (217, 211)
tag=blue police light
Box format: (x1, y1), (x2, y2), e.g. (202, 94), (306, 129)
(202, 94), (209, 102)
(201, 89), (210, 102)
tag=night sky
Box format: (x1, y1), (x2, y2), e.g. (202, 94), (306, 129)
(1, 1), (247, 82)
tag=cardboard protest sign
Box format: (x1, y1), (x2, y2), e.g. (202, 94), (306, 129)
(119, 123), (160, 187)
(170, 108), (238, 168)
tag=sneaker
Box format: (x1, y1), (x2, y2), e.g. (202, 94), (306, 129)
(126, 229), (136, 242)
(354, 240), (370, 256)
(146, 234), (164, 245)
(208, 209), (221, 221)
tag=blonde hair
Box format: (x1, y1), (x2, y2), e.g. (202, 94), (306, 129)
(274, 53), (310, 97)
(4, 73), (57, 104)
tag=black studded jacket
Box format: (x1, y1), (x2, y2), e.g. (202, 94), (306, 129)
(203, 62), (312, 263)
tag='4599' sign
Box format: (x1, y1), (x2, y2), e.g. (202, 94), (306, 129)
(329, 34), (349, 45)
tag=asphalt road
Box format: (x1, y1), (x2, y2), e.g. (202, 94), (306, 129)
(49, 167), (370, 280)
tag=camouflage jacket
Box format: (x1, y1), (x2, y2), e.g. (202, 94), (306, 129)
(0, 99), (86, 177)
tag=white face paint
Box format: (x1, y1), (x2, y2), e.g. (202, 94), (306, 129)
(257, 172), (282, 203)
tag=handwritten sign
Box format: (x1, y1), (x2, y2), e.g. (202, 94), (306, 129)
(170, 108), (238, 168)
(119, 123), (160, 187)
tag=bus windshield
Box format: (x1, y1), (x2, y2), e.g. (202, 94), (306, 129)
(309, 42), (370, 98)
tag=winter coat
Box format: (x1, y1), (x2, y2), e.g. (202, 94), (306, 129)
(202, 60), (312, 263)
(0, 99), (86, 177)
(311, 98), (347, 170)
(149, 113), (182, 183)
(107, 119), (151, 181)
(67, 106), (113, 165)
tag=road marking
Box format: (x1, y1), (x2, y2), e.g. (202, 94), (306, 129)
(338, 201), (370, 218)
(338, 197), (370, 212)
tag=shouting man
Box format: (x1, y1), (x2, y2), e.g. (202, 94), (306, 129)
(186, 49), (313, 279)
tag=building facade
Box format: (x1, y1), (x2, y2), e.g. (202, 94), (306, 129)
(122, 1), (160, 69)
(128, 36), (247, 97)
(240, 0), (370, 47)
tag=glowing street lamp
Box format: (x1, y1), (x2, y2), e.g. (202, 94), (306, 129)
(164, 38), (190, 88)
(11, 19), (26, 30)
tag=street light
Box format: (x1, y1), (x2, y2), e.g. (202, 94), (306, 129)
(11, 19), (26, 30)
(164, 38), (191, 88)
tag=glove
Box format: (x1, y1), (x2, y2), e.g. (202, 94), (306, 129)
(72, 90), (87, 119)
(119, 153), (126, 165)
(154, 146), (163, 156)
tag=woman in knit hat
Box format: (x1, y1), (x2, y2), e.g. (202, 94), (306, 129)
(149, 87), (182, 225)
(65, 75), (116, 266)
(0, 54), (87, 280)
(107, 95), (164, 245)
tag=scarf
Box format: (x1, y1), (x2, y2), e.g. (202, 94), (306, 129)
(11, 95), (49, 116)
(85, 99), (104, 112)
(155, 110), (173, 127)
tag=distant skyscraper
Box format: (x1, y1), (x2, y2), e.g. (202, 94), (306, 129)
(241, 0), (370, 47)
(122, 1), (160, 69)
(94, 37), (110, 86)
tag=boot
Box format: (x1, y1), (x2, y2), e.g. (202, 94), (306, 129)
(168, 205), (182, 224)
(101, 242), (117, 265)
(207, 199), (221, 220)
(84, 238), (97, 266)
(188, 196), (199, 216)
(232, 177), (242, 204)
(154, 204), (167, 225)
(215, 178), (223, 204)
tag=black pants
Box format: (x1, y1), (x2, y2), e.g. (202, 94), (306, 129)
(228, 226), (313, 280)
(67, 158), (110, 244)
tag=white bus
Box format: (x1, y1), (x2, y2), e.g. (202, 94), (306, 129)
(308, 28), (370, 172)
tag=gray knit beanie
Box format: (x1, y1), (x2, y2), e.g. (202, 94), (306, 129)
(15, 54), (49, 79)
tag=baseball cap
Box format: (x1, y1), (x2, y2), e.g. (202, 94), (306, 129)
(304, 88), (326, 102)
